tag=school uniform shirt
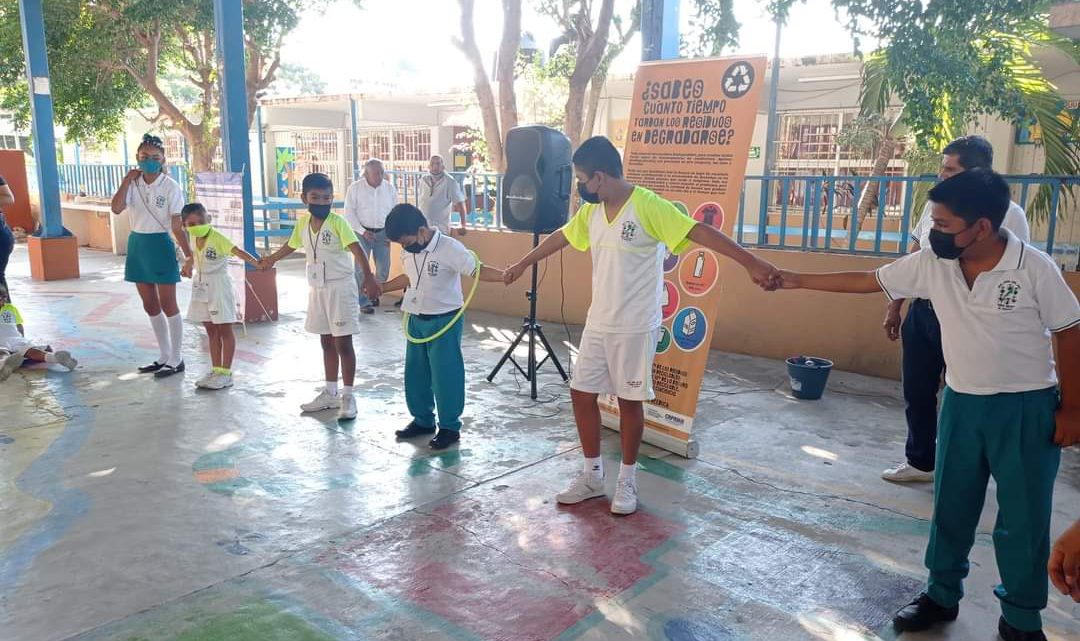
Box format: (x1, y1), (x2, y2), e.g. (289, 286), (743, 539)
(418, 173), (466, 233)
(562, 186), (698, 333)
(287, 213), (360, 282)
(911, 199), (1030, 246)
(125, 173), (185, 234)
(0, 303), (23, 340)
(191, 228), (236, 276)
(343, 178), (398, 232)
(877, 229), (1080, 395)
(400, 230), (478, 315)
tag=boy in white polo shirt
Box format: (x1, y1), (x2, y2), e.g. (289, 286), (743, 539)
(379, 203), (504, 449)
(777, 169), (1079, 641)
(261, 173), (381, 421)
(504, 136), (781, 515)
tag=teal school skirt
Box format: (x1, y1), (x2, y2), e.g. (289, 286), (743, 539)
(125, 232), (180, 284)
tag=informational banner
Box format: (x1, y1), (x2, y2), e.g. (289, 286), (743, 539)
(599, 55), (766, 458)
(194, 172), (246, 321)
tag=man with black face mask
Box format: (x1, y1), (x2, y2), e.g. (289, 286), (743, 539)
(881, 136), (1031, 484)
(776, 169), (1079, 641)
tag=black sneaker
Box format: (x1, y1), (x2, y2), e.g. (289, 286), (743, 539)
(998, 617), (1046, 641)
(138, 361), (166, 373)
(429, 429), (460, 450)
(361, 306), (375, 315)
(393, 299), (402, 308)
(154, 361), (185, 379)
(893, 593), (959, 632)
(395, 421), (436, 440)
(372, 298), (380, 307)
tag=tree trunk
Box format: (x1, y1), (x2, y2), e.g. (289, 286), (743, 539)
(496, 0), (522, 143)
(455, 0), (508, 172)
(582, 72), (606, 142)
(853, 113), (902, 231)
(564, 0), (616, 149)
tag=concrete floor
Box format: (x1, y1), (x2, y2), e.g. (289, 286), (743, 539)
(1, 246), (1078, 641)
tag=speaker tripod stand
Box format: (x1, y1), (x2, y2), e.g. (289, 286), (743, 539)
(487, 231), (569, 399)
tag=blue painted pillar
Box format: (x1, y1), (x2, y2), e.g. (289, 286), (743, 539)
(18, 0), (66, 238)
(255, 104), (266, 202)
(642, 0), (680, 61)
(213, 0), (256, 256)
(350, 97), (360, 181)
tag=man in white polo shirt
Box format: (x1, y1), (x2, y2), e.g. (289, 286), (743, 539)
(778, 169), (1079, 641)
(378, 203), (504, 450)
(418, 155), (467, 236)
(503, 136), (782, 516)
(344, 158), (397, 314)
(881, 135), (1032, 484)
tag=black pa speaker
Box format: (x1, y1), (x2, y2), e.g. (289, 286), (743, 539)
(502, 125), (572, 233)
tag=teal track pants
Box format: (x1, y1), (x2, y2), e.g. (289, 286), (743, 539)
(404, 313), (465, 431)
(925, 385), (1060, 632)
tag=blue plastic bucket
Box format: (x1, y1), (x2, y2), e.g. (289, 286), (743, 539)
(786, 356), (834, 400)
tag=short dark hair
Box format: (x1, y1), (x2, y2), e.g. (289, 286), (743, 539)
(928, 168), (1010, 231)
(181, 202), (206, 219)
(302, 172), (333, 194)
(942, 135), (993, 170)
(385, 203), (428, 241)
(572, 136), (623, 179)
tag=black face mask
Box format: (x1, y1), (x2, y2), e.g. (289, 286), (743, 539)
(928, 227), (974, 260)
(308, 204), (331, 219)
(578, 182), (601, 204)
(403, 233), (431, 254)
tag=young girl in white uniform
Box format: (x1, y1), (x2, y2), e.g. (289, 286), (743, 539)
(180, 204), (260, 390)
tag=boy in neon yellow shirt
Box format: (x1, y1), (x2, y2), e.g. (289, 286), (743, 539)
(179, 203), (261, 390)
(504, 136), (780, 515)
(0, 284), (77, 381)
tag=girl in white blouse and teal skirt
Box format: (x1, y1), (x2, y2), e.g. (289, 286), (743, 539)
(110, 134), (192, 378)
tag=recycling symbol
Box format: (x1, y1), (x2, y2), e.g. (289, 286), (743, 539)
(722, 62), (754, 99)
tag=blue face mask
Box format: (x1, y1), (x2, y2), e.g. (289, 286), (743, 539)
(138, 159), (163, 174)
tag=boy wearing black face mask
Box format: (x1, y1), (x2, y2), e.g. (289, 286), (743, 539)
(261, 173), (381, 421)
(380, 204), (504, 449)
(776, 169), (1079, 641)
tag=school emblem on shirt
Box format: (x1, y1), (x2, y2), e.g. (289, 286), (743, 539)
(321, 230), (334, 245)
(427, 261), (440, 277)
(621, 221), (638, 242)
(205, 247), (219, 260)
(0, 310), (14, 323)
(996, 279), (1021, 311)
(154, 194), (167, 208)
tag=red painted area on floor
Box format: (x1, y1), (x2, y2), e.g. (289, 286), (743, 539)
(323, 491), (682, 640)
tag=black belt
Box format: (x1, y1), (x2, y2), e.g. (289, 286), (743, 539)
(415, 308), (460, 320)
(362, 225), (384, 233)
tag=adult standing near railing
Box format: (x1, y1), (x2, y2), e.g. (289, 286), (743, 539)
(110, 134), (192, 378)
(0, 174), (15, 290)
(418, 155), (468, 237)
(344, 158), (397, 315)
(880, 136), (1030, 483)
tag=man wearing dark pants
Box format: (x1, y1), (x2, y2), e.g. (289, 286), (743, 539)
(881, 136), (1031, 482)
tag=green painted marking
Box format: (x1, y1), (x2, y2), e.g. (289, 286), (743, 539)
(171, 602), (336, 641)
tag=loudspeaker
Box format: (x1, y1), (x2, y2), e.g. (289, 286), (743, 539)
(502, 125), (572, 233)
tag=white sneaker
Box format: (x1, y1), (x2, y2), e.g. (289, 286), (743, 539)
(204, 373), (234, 390)
(338, 393), (357, 421)
(881, 462), (934, 483)
(53, 350), (77, 371)
(195, 371), (216, 388)
(301, 390), (340, 413)
(0, 353), (22, 381)
(611, 476), (638, 515)
(555, 471), (606, 505)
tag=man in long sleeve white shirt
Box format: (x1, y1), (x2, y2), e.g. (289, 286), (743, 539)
(344, 158), (398, 313)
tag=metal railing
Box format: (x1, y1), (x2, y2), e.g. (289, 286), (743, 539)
(734, 174), (1079, 266)
(57, 163), (190, 199)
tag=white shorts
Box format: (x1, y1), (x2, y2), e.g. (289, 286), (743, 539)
(571, 327), (659, 401)
(187, 273), (238, 325)
(0, 337), (39, 358)
(306, 277), (361, 337)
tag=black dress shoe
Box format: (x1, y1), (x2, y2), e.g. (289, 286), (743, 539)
(138, 361), (166, 373)
(154, 361), (185, 378)
(395, 421), (436, 440)
(429, 429), (460, 450)
(893, 593), (959, 632)
(998, 617), (1046, 641)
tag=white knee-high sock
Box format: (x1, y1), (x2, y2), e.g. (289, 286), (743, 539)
(149, 312), (171, 364)
(166, 313), (184, 366)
